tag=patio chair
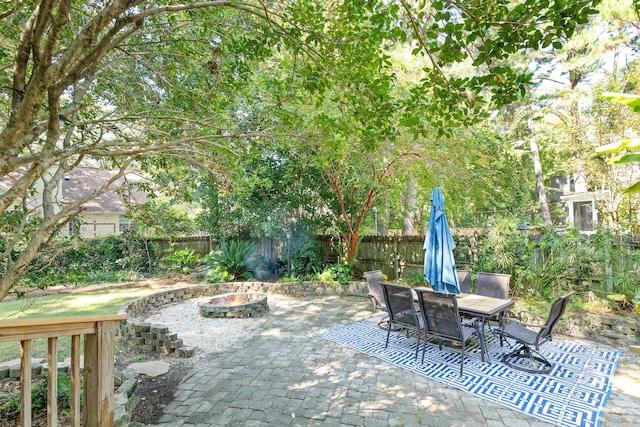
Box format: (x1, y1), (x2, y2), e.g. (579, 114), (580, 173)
(364, 270), (388, 326)
(415, 288), (487, 376)
(475, 272), (511, 299)
(496, 292), (575, 374)
(456, 269), (472, 293)
(380, 282), (425, 360)
(475, 272), (511, 332)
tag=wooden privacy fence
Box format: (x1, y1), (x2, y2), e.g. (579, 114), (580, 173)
(0, 315), (126, 427)
(316, 234), (478, 280)
(153, 235), (212, 255)
(156, 233), (480, 279)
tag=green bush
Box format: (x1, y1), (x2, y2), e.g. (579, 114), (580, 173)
(204, 266), (234, 283)
(289, 234), (323, 277)
(320, 263), (353, 284)
(164, 249), (200, 273)
(0, 372), (71, 418)
(397, 272), (426, 287)
(20, 232), (161, 289)
(472, 217), (640, 303)
(203, 240), (264, 280)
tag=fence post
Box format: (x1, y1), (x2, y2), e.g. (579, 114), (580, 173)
(393, 236), (399, 280)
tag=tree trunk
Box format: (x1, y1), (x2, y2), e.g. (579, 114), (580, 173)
(402, 173), (417, 235)
(529, 117), (553, 230)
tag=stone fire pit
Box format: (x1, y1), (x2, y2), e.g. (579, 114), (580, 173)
(198, 292), (269, 318)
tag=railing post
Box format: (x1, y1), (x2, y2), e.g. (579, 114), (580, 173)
(20, 340), (32, 427)
(48, 337), (58, 427)
(83, 320), (116, 427)
(71, 334), (81, 427)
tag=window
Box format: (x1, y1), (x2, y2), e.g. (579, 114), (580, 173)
(119, 217), (137, 233)
(573, 201), (594, 232)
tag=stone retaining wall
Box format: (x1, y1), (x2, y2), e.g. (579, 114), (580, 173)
(118, 281), (368, 356)
(118, 281), (639, 356)
(557, 312), (639, 347)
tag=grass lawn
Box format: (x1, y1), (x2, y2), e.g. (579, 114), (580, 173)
(0, 287), (160, 363)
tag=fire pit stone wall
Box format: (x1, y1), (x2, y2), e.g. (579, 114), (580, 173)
(118, 280), (369, 356)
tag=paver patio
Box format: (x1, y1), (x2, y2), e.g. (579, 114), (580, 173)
(152, 295), (640, 426)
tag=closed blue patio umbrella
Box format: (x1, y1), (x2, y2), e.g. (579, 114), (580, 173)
(423, 188), (460, 293)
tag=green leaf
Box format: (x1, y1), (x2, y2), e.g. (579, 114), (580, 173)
(611, 153), (640, 165)
(595, 140), (627, 154)
(624, 181), (640, 194)
(627, 138), (640, 149)
(602, 92), (640, 113)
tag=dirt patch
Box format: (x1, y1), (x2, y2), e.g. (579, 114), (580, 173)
(116, 348), (195, 425)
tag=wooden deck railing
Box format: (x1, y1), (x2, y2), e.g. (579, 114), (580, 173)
(0, 315), (126, 427)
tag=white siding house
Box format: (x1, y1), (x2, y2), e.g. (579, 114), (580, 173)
(1, 166), (149, 237)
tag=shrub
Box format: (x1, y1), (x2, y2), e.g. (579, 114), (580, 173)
(397, 272), (426, 287)
(164, 249), (200, 273)
(21, 232), (160, 289)
(320, 263), (353, 284)
(289, 234), (323, 277)
(203, 240), (264, 280)
(204, 266), (234, 283)
(0, 372), (71, 418)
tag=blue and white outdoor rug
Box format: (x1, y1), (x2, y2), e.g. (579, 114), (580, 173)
(319, 316), (622, 427)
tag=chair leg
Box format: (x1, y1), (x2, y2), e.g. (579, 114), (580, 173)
(476, 329), (489, 364)
(501, 344), (553, 374)
(459, 342), (465, 376)
(385, 320), (392, 348)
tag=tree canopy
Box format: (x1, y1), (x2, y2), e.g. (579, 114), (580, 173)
(0, 0), (608, 299)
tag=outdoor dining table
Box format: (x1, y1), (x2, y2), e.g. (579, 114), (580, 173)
(413, 289), (515, 364)
(455, 292), (515, 363)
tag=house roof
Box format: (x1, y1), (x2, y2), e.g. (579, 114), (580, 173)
(0, 165), (28, 192)
(62, 167), (150, 214)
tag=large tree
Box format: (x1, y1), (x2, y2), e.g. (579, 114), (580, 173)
(0, 0), (602, 299)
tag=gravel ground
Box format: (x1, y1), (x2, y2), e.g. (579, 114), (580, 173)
(141, 294), (295, 358)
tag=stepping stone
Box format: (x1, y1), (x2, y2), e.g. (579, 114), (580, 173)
(127, 360), (170, 377)
(0, 357), (45, 367)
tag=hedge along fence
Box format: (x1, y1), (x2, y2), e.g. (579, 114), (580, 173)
(152, 233), (480, 280)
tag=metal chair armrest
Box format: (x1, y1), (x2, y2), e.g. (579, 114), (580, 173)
(503, 316), (547, 330)
(516, 310), (548, 323)
(461, 317), (481, 331)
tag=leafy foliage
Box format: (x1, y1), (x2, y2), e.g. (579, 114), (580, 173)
(204, 266), (234, 283)
(127, 200), (197, 239)
(472, 216), (640, 301)
(203, 240), (264, 280)
(164, 249), (200, 273)
(319, 263), (354, 285)
(20, 233), (160, 289)
(397, 272), (427, 288)
(595, 92), (640, 193)
(0, 0), (610, 300)
(0, 372), (71, 418)
(289, 232), (324, 278)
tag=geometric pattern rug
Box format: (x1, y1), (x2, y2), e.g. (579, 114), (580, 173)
(319, 316), (623, 427)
